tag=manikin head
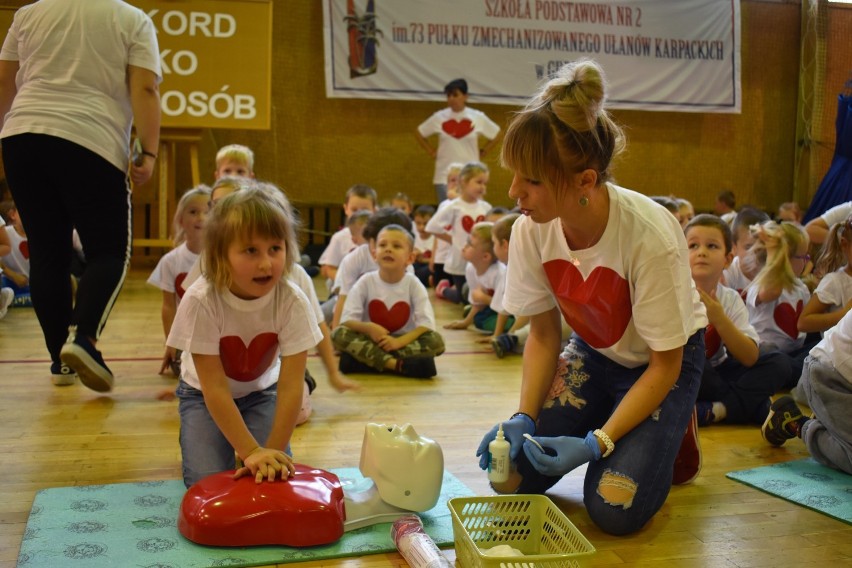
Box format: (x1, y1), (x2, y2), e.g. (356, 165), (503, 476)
(359, 423), (443, 512)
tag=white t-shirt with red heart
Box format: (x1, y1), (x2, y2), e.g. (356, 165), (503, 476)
(340, 271), (435, 336)
(504, 184), (707, 368)
(167, 278), (322, 398)
(2, 225), (29, 277)
(147, 243), (199, 302)
(745, 280), (811, 353)
(706, 283), (760, 367)
(466, 260), (503, 307)
(417, 106), (501, 184)
(425, 197), (492, 275)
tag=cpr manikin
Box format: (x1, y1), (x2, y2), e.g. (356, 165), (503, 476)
(178, 423), (444, 547)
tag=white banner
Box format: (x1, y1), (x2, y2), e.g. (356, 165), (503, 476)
(323, 0), (741, 113)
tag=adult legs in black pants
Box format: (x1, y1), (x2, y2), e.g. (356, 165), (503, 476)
(3, 133), (131, 390)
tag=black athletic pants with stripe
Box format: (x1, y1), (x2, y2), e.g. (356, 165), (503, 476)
(3, 133), (131, 365)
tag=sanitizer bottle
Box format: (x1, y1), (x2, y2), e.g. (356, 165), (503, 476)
(488, 424), (510, 483)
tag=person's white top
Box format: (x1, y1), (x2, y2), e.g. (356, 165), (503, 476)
(810, 308), (852, 383)
(167, 277), (321, 399)
(433, 199), (453, 264)
(820, 201), (852, 227)
(425, 197), (492, 275)
(340, 271), (435, 335)
(813, 268), (852, 314)
(466, 261), (503, 307)
(745, 280), (811, 353)
(490, 261), (509, 315)
(706, 283), (760, 367)
(417, 106), (500, 184)
(318, 227), (355, 267)
(722, 256), (751, 297)
(1, 226), (29, 277)
(147, 243), (199, 301)
(0, 0), (161, 171)
(414, 232), (435, 261)
(504, 183), (707, 368)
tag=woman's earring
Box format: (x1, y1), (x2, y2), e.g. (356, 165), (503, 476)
(579, 195), (590, 207)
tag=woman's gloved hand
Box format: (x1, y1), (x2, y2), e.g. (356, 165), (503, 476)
(476, 413), (536, 470)
(522, 431), (601, 477)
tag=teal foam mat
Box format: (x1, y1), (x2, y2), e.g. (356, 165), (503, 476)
(17, 468), (474, 567)
(727, 458), (852, 525)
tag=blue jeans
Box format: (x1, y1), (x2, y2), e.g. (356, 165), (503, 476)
(177, 380), (288, 487)
(514, 330), (704, 535)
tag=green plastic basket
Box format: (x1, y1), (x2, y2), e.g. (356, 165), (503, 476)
(447, 495), (595, 568)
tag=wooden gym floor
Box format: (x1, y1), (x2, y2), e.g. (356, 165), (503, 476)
(0, 269), (849, 568)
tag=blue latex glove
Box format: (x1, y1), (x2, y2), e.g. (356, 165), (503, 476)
(476, 414), (536, 470)
(522, 431), (601, 477)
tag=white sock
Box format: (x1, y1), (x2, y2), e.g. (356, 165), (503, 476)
(711, 402), (727, 423)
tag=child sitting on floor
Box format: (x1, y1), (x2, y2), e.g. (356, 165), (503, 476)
(685, 214), (789, 426)
(484, 213), (530, 357)
(762, 307), (852, 475)
(331, 224), (445, 378)
(445, 221), (503, 332)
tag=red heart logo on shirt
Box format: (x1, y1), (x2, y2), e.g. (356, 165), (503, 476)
(462, 215), (485, 233)
(543, 260), (632, 349)
(219, 333), (279, 382)
(705, 324), (721, 359)
(175, 273), (188, 299)
(368, 300), (410, 334)
(774, 300), (804, 339)
(442, 118), (474, 139)
(19, 240), (29, 259)
(422, 250), (432, 259)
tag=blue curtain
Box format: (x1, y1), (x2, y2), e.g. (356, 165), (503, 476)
(803, 94), (852, 223)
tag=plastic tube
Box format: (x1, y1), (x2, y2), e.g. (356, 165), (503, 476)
(391, 514), (453, 568)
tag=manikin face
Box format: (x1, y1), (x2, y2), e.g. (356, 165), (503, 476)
(359, 423), (443, 512)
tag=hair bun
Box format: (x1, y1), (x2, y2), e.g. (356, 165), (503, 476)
(539, 59), (606, 133)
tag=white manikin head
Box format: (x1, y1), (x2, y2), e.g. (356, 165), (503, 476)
(359, 423), (444, 512)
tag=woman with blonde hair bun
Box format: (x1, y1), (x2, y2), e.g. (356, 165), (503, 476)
(476, 59), (708, 535)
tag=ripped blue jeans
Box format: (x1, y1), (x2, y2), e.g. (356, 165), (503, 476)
(514, 331), (704, 535)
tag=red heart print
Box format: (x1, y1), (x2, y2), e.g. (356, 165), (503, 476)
(543, 260), (632, 349)
(444, 224), (453, 231)
(442, 118), (474, 139)
(422, 250), (432, 259)
(175, 273), (188, 299)
(773, 300), (803, 340)
(705, 324), (721, 359)
(368, 300), (410, 333)
(461, 215), (485, 233)
(219, 333), (279, 382)
(19, 240), (29, 259)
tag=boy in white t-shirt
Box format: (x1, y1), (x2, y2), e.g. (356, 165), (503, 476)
(685, 215), (790, 426)
(318, 184), (377, 292)
(331, 224), (444, 378)
(412, 204), (436, 288)
(415, 78), (501, 203)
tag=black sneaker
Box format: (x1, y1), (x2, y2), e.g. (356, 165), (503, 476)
(50, 361), (77, 387)
(762, 396), (806, 446)
(304, 369), (317, 394)
(59, 326), (114, 392)
(492, 334), (518, 359)
(400, 356), (437, 379)
(338, 353), (375, 374)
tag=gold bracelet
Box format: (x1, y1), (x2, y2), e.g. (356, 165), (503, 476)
(593, 429), (615, 458)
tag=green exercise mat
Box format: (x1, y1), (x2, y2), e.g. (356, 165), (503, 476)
(17, 468), (474, 567)
(727, 458), (852, 525)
